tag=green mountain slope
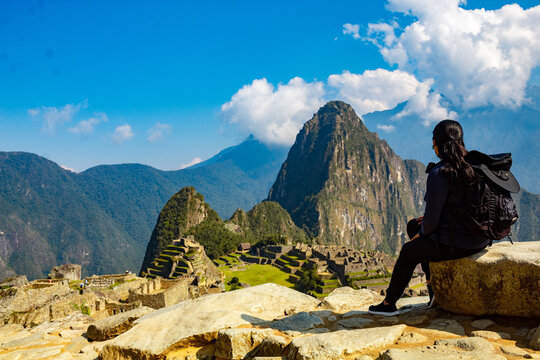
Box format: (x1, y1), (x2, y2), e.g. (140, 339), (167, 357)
(0, 139), (287, 279)
(0, 152), (137, 279)
(229, 201), (308, 243)
(140, 187), (222, 274)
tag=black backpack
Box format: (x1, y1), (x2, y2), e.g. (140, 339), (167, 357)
(458, 151), (520, 243)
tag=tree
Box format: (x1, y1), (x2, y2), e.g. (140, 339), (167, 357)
(228, 276), (241, 291)
(296, 263), (323, 295)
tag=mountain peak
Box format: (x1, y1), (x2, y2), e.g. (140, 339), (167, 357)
(268, 101), (425, 253)
(319, 100), (354, 113)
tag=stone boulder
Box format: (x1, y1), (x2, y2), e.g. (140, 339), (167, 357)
(86, 306), (154, 341)
(287, 324), (406, 360)
(214, 328), (273, 359)
(430, 241), (540, 317)
(271, 312), (323, 332)
(100, 283), (319, 359)
(48, 264), (82, 281)
(319, 287), (383, 312)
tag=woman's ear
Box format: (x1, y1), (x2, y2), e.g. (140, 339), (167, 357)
(432, 139), (440, 157)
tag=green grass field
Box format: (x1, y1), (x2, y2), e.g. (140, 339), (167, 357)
(221, 264), (296, 291)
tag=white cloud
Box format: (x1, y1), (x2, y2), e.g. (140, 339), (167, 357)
(147, 122), (171, 143)
(221, 77), (326, 146)
(28, 99), (88, 132)
(328, 69), (419, 115)
(327, 69), (454, 122)
(112, 124), (134, 144)
(68, 112), (108, 136)
(343, 23), (361, 39)
(377, 124), (396, 132)
(180, 157), (202, 169)
(369, 0), (540, 109)
(367, 22), (399, 47)
(395, 79), (458, 125)
(60, 165), (77, 173)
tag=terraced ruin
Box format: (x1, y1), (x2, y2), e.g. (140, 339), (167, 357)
(217, 243), (427, 298)
(142, 236), (221, 281)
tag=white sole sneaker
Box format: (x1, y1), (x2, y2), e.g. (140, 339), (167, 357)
(368, 309), (400, 316)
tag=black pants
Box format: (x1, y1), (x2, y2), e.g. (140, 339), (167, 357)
(384, 219), (486, 305)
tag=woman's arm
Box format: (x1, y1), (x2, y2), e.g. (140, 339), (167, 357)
(419, 168), (449, 236)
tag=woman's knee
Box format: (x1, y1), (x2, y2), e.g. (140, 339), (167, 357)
(398, 241), (416, 259)
(398, 239), (430, 264)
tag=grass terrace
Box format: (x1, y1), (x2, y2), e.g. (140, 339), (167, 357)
(221, 264), (295, 291)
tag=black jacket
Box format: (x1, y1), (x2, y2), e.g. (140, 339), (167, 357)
(419, 162), (489, 249)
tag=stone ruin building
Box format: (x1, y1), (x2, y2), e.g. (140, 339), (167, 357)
(142, 236), (222, 283)
(0, 239), (226, 328)
(238, 242), (426, 297)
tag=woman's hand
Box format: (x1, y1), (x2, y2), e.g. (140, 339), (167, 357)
(416, 216), (423, 223)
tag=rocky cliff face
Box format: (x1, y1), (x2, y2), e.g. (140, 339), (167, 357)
(140, 187), (214, 274)
(268, 101), (424, 254)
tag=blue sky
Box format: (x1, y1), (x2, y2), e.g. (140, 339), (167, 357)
(1, 0), (539, 175)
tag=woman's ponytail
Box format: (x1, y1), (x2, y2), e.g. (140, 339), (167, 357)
(433, 120), (478, 184)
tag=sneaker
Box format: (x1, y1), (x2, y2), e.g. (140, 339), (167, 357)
(427, 284), (437, 308)
(429, 294), (438, 308)
(368, 301), (399, 316)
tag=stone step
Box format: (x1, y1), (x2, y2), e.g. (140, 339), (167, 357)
(163, 248), (181, 254)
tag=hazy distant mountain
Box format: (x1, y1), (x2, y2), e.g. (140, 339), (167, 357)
(363, 99), (540, 194)
(0, 138), (288, 279)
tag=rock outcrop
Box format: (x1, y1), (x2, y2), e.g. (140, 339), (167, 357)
(48, 263), (82, 281)
(1, 283), (539, 359)
(86, 306), (154, 341)
(430, 241), (540, 317)
(320, 287), (383, 312)
(288, 325), (406, 360)
(100, 283), (320, 359)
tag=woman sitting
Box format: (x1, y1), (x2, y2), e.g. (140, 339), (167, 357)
(369, 119), (489, 316)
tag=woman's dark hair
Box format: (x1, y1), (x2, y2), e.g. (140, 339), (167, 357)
(432, 119), (477, 184)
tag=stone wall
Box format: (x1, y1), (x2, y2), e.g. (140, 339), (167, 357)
(84, 273), (136, 289)
(127, 279), (189, 309)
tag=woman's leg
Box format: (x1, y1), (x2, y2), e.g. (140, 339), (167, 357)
(421, 262), (430, 281)
(407, 219), (432, 300)
(384, 237), (436, 305)
(384, 238), (485, 305)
